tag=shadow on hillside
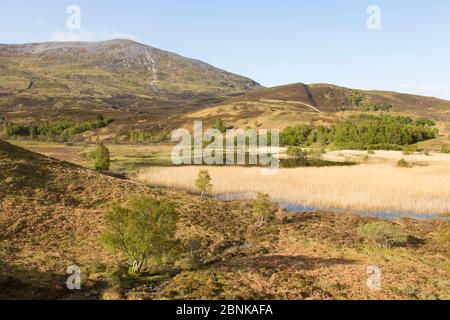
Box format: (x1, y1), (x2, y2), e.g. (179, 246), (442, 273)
(0, 259), (91, 300)
(0, 139), (81, 196)
(214, 255), (355, 272)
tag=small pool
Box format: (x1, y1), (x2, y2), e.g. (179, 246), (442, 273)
(281, 202), (450, 221)
(215, 193), (450, 221)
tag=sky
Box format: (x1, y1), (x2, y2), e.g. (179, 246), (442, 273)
(1, 0), (450, 99)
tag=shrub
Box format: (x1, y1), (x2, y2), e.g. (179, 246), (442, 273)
(351, 92), (365, 107)
(213, 119), (226, 133)
(102, 195), (179, 273)
(280, 125), (312, 146)
(357, 221), (407, 249)
(397, 159), (411, 168)
(441, 145), (450, 154)
(195, 170), (212, 197)
(182, 236), (204, 267)
(94, 139), (110, 171)
(402, 145), (417, 155)
(308, 148), (325, 160)
(252, 193), (275, 226)
(287, 146), (307, 161)
(129, 129), (153, 144)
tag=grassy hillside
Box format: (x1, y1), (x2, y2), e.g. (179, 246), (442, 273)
(0, 39), (260, 140)
(0, 139), (449, 300)
(179, 83), (450, 131)
(2, 41), (449, 144)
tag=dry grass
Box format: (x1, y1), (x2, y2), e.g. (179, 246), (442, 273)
(136, 162), (450, 215)
(2, 139), (450, 300)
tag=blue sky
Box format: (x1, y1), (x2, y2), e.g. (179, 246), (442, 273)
(1, 0), (450, 99)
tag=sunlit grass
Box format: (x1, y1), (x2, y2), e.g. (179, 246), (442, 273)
(136, 162), (450, 215)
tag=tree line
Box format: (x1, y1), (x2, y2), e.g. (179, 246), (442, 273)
(280, 115), (438, 150)
(2, 115), (113, 141)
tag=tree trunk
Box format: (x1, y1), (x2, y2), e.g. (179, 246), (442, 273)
(132, 260), (143, 273)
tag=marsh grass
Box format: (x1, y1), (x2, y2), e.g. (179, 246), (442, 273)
(137, 164), (450, 214)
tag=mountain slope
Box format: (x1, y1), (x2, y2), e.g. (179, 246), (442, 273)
(179, 83), (450, 130)
(0, 39), (260, 138)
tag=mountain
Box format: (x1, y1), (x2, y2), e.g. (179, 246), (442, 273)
(1, 40), (449, 141)
(0, 39), (260, 135)
(179, 83), (450, 131)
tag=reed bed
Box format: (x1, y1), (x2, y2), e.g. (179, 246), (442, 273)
(136, 163), (450, 215)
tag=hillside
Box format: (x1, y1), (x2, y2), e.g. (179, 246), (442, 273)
(1, 139), (449, 300)
(179, 83), (450, 131)
(2, 40), (449, 142)
(0, 39), (260, 139)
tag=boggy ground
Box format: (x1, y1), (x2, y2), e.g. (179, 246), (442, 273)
(0, 139), (449, 300)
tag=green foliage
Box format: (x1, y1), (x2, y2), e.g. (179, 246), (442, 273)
(357, 222), (407, 249)
(102, 195), (179, 273)
(4, 115), (113, 141)
(350, 91), (392, 111)
(3, 116), (113, 141)
(397, 159), (411, 168)
(286, 146), (308, 160)
(351, 92), (365, 107)
(129, 129), (153, 144)
(402, 145), (417, 155)
(95, 139), (110, 171)
(280, 115), (437, 150)
(308, 147), (325, 160)
(360, 102), (392, 112)
(157, 270), (225, 300)
(213, 119), (226, 133)
(195, 170), (212, 197)
(280, 125), (313, 146)
(252, 193), (275, 226)
(441, 144), (450, 154)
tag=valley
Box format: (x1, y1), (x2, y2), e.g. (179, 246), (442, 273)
(1, 39), (450, 301)
(1, 139), (449, 300)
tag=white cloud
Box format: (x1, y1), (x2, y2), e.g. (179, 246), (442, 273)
(50, 29), (97, 42)
(49, 29), (139, 42)
(104, 33), (140, 42)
